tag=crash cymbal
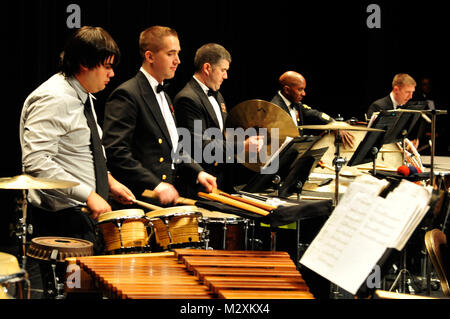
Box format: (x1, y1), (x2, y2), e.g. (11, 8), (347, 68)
(0, 174), (79, 190)
(299, 121), (385, 132)
(225, 99), (299, 172)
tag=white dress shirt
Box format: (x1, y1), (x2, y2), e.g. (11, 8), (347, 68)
(140, 68), (179, 158)
(193, 75), (224, 132)
(278, 91), (298, 125)
(20, 73), (100, 211)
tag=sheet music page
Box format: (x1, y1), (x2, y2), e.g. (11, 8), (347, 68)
(300, 175), (431, 295)
(261, 136), (293, 169)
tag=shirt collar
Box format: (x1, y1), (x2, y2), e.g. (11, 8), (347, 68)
(66, 74), (95, 104)
(278, 91), (294, 108)
(140, 67), (163, 95)
(193, 75), (210, 95)
(390, 91), (399, 108)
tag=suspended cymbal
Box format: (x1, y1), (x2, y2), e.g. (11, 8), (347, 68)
(226, 99), (299, 138)
(225, 99), (299, 172)
(299, 121), (385, 132)
(387, 109), (447, 115)
(0, 174), (79, 190)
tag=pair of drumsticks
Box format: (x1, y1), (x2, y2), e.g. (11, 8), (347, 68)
(138, 189), (275, 217)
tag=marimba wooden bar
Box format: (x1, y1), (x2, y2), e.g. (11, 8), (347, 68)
(69, 249), (314, 299)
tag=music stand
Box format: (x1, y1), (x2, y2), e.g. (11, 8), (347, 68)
(242, 135), (321, 194)
(347, 108), (421, 174)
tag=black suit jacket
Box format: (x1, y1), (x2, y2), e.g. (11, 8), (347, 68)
(366, 95), (394, 119)
(102, 71), (202, 198)
(174, 78), (234, 191)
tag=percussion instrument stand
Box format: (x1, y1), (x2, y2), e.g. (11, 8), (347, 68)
(330, 130), (347, 299)
(49, 249), (65, 299)
(332, 130), (346, 207)
(270, 175), (281, 251)
(16, 189), (30, 270)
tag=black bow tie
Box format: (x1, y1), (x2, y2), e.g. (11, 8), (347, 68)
(207, 89), (219, 99)
(156, 82), (169, 93)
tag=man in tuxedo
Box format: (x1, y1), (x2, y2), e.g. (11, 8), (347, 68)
(102, 26), (217, 205)
(366, 73), (416, 119)
(174, 43), (263, 191)
(271, 71), (354, 148)
(20, 26), (135, 253)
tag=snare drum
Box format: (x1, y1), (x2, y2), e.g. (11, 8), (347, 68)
(0, 252), (28, 299)
(199, 211), (249, 250)
(97, 209), (149, 253)
(146, 206), (203, 249)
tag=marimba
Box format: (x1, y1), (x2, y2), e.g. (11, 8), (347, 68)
(67, 249), (314, 299)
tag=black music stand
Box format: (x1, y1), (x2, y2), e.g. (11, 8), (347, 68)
(348, 105), (425, 174)
(242, 135), (321, 194)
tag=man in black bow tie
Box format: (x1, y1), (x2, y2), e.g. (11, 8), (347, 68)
(271, 71), (354, 148)
(102, 26), (217, 205)
(174, 43), (264, 192)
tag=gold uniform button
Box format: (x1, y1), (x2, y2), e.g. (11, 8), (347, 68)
(162, 174), (167, 180)
(159, 157), (164, 163)
(158, 138), (163, 144)
(214, 162), (219, 167)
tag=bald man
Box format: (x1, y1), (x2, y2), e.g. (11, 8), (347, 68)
(271, 71), (354, 147)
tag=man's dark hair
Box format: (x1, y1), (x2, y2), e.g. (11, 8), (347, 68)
(194, 43), (231, 72)
(60, 26), (120, 76)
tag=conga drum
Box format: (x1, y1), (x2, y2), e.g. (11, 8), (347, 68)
(0, 252), (28, 299)
(97, 209), (150, 253)
(26, 236), (93, 298)
(146, 206), (204, 249)
(199, 210), (249, 250)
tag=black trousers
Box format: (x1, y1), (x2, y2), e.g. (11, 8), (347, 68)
(29, 205), (104, 254)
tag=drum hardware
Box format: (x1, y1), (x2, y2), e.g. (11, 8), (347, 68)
(0, 174), (79, 270)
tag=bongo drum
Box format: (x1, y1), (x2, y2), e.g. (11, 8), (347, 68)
(0, 252), (28, 299)
(26, 236), (93, 298)
(199, 210), (249, 250)
(146, 206), (204, 249)
(97, 209), (150, 253)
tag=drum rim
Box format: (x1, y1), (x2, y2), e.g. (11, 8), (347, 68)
(0, 270), (27, 284)
(97, 209), (145, 223)
(97, 215), (149, 225)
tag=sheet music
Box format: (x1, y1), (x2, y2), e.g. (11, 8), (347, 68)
(300, 175), (432, 295)
(261, 136), (293, 170)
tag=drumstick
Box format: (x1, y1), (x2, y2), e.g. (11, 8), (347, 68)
(141, 189), (197, 206)
(132, 199), (162, 211)
(80, 199), (162, 215)
(198, 192), (271, 217)
(217, 192), (278, 211)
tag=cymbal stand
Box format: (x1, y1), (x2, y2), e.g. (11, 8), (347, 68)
(16, 189), (30, 270)
(332, 130), (346, 207)
(330, 129), (347, 298)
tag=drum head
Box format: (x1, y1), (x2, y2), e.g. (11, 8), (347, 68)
(199, 210), (242, 220)
(146, 206), (206, 219)
(27, 236), (94, 262)
(97, 209), (145, 223)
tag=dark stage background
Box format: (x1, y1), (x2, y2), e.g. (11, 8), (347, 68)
(1, 0), (449, 244)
